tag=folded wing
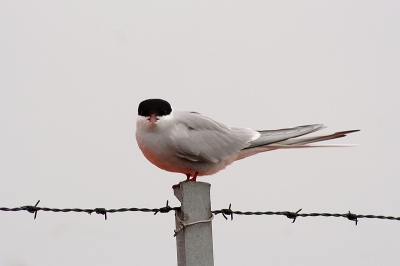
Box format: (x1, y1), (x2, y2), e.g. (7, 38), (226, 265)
(246, 124), (325, 149)
(170, 112), (258, 163)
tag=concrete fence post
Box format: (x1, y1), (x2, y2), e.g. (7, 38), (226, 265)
(173, 181), (214, 266)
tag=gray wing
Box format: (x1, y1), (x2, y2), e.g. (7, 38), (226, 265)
(170, 111), (258, 163)
(246, 124), (325, 149)
(246, 124), (359, 149)
(275, 129), (360, 145)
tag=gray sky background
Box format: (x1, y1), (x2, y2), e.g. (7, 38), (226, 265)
(1, 1), (399, 265)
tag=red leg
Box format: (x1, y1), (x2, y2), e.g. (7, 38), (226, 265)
(187, 172), (199, 182)
(172, 172), (199, 188)
(172, 173), (192, 188)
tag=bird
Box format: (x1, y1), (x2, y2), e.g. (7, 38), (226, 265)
(136, 98), (359, 182)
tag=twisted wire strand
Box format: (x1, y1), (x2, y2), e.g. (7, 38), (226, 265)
(1, 201), (400, 224)
(0, 200), (179, 220)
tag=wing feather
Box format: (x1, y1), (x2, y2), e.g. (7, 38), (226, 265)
(169, 111), (257, 163)
(246, 124), (325, 148)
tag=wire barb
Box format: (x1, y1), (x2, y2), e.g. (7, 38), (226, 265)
(20, 200), (40, 220)
(284, 208), (302, 223)
(154, 201), (172, 215)
(219, 203), (234, 220)
(90, 208), (108, 220)
(346, 211), (358, 225)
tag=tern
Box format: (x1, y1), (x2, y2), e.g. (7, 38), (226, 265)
(136, 99), (359, 182)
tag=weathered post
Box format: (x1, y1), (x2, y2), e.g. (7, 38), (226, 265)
(173, 181), (214, 266)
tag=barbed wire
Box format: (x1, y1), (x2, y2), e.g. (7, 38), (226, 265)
(0, 200), (179, 220)
(1, 200), (400, 225)
(212, 204), (400, 225)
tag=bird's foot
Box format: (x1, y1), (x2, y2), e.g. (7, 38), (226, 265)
(186, 172), (199, 182)
(171, 172), (199, 188)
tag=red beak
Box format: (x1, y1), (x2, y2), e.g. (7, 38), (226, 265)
(148, 114), (158, 123)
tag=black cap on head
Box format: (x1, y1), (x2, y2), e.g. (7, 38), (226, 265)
(138, 99), (172, 117)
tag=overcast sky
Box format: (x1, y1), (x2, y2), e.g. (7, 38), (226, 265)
(1, 1), (399, 265)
